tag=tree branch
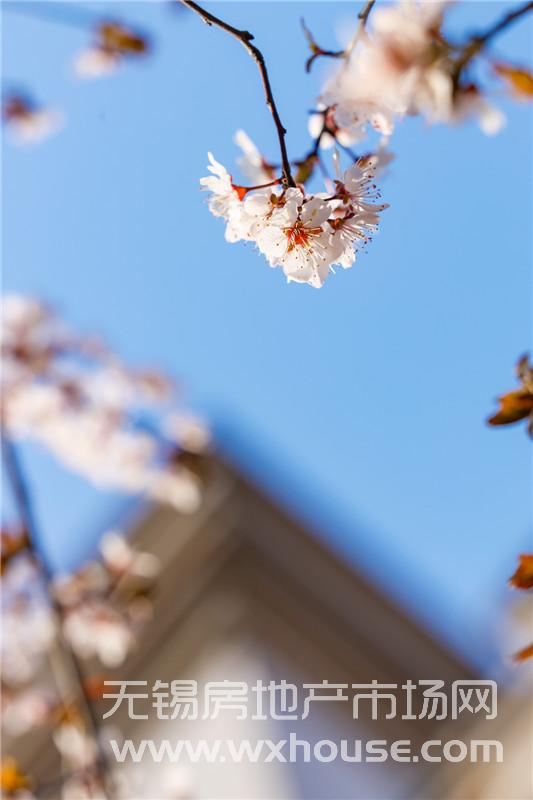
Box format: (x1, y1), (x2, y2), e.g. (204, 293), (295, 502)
(453, 1), (533, 85)
(302, 0), (376, 72)
(476, 0), (533, 45)
(179, 0), (295, 187)
(1, 435), (115, 799)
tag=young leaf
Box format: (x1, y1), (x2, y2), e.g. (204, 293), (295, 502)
(509, 554), (533, 590)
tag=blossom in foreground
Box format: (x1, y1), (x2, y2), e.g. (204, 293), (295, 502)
(234, 129), (276, 184)
(254, 191), (337, 288)
(322, 0), (504, 137)
(2, 95), (63, 145)
(201, 153), (388, 288)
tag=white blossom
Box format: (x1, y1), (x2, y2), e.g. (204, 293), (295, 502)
(255, 190), (337, 288)
(3, 97), (63, 146)
(62, 775), (107, 800)
(322, 0), (504, 136)
(200, 152), (244, 220)
(1, 596), (55, 685)
(200, 150), (388, 288)
(1, 295), (203, 512)
(74, 47), (119, 79)
(2, 688), (56, 737)
(163, 411), (210, 453)
(308, 103), (358, 149)
(62, 602), (134, 667)
(234, 129), (275, 184)
(100, 530), (160, 579)
(53, 721), (97, 770)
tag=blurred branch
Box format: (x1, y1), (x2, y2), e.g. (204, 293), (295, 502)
(1, 435), (115, 799)
(453, 1), (533, 87)
(179, 0), (295, 188)
(301, 18), (344, 74)
(302, 0), (375, 72)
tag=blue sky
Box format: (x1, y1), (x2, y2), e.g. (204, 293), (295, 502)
(3, 2), (532, 669)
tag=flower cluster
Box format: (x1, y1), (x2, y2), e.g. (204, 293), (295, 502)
(1, 295), (208, 511)
(198, 0), (533, 285)
(0, 529), (159, 688)
(321, 0), (505, 139)
(201, 148), (388, 288)
(54, 531), (160, 667)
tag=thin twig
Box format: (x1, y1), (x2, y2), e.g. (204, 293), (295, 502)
(301, 18), (344, 73)
(476, 0), (533, 45)
(302, 0), (376, 72)
(1, 436), (114, 800)
(344, 0), (376, 59)
(179, 0), (295, 187)
(452, 1), (533, 85)
(358, 0), (376, 27)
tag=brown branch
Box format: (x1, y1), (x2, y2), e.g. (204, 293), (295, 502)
(302, 0), (376, 72)
(453, 1), (533, 86)
(179, 0), (295, 187)
(1, 435), (115, 800)
(358, 0), (376, 27)
(301, 18), (344, 73)
(476, 0), (533, 45)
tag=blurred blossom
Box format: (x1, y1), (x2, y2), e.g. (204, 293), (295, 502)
(74, 47), (120, 79)
(163, 412), (210, 453)
(1, 559), (55, 685)
(234, 129), (276, 185)
(51, 531), (160, 667)
(62, 602), (135, 667)
(53, 562), (111, 607)
(321, 0), (504, 138)
(1, 601), (55, 684)
(2, 95), (63, 146)
(74, 20), (149, 80)
(62, 774), (107, 800)
(53, 718), (97, 770)
(1, 294), (205, 512)
(1, 687), (57, 737)
(160, 767), (195, 800)
(100, 530), (160, 579)
(308, 104), (358, 149)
